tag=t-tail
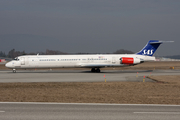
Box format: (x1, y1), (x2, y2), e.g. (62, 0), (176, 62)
(136, 40), (174, 56)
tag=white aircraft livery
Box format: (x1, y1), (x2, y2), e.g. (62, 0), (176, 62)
(5, 40), (173, 73)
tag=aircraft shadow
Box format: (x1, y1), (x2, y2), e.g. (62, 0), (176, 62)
(6, 70), (154, 74)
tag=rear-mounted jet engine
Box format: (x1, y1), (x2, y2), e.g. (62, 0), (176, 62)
(120, 57), (143, 65)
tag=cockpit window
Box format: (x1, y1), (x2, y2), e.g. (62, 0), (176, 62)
(13, 57), (19, 61)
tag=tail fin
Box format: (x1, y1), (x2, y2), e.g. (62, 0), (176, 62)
(136, 40), (173, 56)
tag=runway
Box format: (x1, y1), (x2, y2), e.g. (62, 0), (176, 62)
(0, 102), (180, 120)
(0, 69), (180, 83)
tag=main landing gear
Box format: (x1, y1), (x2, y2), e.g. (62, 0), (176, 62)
(12, 69), (16, 73)
(91, 68), (101, 73)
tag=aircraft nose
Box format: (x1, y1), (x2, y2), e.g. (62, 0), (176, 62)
(5, 62), (12, 68)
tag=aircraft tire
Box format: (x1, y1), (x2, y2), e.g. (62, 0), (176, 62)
(13, 69), (16, 73)
(96, 68), (100, 73)
(91, 68), (96, 72)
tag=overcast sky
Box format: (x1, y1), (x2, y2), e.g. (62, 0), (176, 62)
(0, 0), (180, 56)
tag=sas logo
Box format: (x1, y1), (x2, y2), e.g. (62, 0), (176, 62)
(98, 56), (104, 59)
(143, 49), (153, 55)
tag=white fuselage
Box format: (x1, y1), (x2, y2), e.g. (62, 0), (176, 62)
(5, 54), (155, 69)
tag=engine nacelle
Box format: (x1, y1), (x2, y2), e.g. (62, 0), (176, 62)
(120, 57), (141, 65)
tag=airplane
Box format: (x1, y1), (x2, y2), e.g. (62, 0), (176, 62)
(5, 40), (173, 73)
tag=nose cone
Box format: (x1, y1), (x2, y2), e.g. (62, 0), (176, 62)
(5, 62), (12, 68)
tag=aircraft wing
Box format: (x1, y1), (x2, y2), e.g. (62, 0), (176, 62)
(78, 63), (125, 68)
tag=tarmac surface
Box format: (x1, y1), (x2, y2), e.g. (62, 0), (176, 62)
(0, 69), (180, 83)
(1, 69), (180, 119)
(0, 102), (180, 120)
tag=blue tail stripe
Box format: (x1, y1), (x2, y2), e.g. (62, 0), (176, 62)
(136, 40), (162, 56)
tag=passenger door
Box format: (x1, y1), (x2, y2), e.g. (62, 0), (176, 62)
(21, 57), (25, 65)
(112, 57), (116, 64)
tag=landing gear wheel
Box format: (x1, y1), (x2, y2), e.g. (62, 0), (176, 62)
(91, 68), (96, 72)
(13, 69), (16, 73)
(96, 68), (100, 73)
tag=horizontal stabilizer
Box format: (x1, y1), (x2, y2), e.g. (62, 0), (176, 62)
(149, 41), (174, 44)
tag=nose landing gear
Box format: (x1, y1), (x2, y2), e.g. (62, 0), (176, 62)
(12, 69), (16, 73)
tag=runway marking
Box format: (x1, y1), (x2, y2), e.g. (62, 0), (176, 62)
(0, 102), (180, 107)
(134, 112), (180, 114)
(0, 111), (5, 113)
